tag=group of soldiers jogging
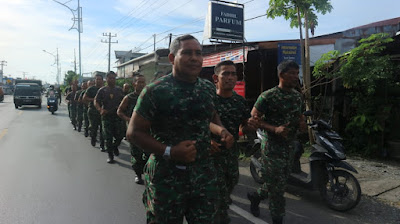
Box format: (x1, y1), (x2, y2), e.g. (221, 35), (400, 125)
(63, 34), (305, 224)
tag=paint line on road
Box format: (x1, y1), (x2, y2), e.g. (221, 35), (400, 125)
(18, 111), (23, 115)
(229, 204), (269, 224)
(0, 129), (8, 140)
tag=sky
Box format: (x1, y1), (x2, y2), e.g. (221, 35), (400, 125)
(0, 0), (399, 84)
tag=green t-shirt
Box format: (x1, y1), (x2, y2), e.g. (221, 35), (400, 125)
(134, 74), (217, 162)
(125, 92), (140, 118)
(85, 86), (100, 111)
(254, 86), (303, 141)
(214, 92), (250, 141)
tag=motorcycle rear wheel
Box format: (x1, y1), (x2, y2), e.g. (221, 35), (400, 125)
(250, 148), (264, 184)
(320, 169), (361, 211)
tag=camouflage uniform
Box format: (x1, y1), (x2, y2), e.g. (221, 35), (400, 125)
(75, 89), (84, 131)
(254, 86), (303, 220)
(135, 74), (219, 223)
(86, 86), (104, 147)
(212, 92), (250, 223)
(125, 92), (148, 175)
(79, 89), (90, 135)
(66, 90), (77, 127)
(65, 86), (72, 119)
(95, 86), (125, 157)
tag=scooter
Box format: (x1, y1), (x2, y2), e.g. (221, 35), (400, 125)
(249, 111), (361, 212)
(47, 92), (58, 114)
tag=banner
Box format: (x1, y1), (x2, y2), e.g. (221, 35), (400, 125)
(203, 47), (248, 67)
(277, 43), (301, 65)
(234, 81), (245, 98)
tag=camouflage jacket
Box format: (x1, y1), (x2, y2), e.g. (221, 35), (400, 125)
(254, 86), (303, 142)
(135, 74), (216, 163)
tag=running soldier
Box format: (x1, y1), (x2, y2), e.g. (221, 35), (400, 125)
(65, 84), (78, 130)
(126, 35), (234, 223)
(83, 75), (104, 150)
(117, 74), (147, 184)
(75, 82), (87, 132)
(81, 80), (94, 137)
(95, 71), (125, 164)
(247, 60), (306, 224)
(211, 60), (254, 223)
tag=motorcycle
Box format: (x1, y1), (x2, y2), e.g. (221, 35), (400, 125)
(249, 111), (361, 212)
(47, 91), (58, 114)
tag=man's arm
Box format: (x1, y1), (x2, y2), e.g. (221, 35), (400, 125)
(117, 96), (131, 122)
(127, 112), (197, 163)
(250, 107), (290, 138)
(209, 110), (234, 149)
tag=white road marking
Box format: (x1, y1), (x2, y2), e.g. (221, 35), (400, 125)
(0, 129), (8, 140)
(229, 204), (269, 224)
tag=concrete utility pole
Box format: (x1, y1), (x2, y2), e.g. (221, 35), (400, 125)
(43, 49), (60, 84)
(101, 33), (118, 72)
(52, 0), (83, 83)
(0, 60), (7, 83)
(153, 34), (156, 52)
(74, 49), (77, 74)
(168, 33), (172, 47)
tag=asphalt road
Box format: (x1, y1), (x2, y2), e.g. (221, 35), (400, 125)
(0, 94), (399, 224)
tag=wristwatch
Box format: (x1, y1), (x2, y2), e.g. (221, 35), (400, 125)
(163, 146), (171, 160)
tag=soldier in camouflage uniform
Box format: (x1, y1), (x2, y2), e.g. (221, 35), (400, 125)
(126, 35), (234, 224)
(81, 80), (94, 137)
(83, 75), (104, 150)
(247, 60), (307, 224)
(75, 82), (87, 132)
(95, 71), (125, 164)
(211, 60), (253, 223)
(65, 84), (78, 130)
(117, 74), (147, 184)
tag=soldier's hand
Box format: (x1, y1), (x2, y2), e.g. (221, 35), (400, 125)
(274, 122), (290, 138)
(170, 140), (197, 163)
(100, 108), (108, 116)
(221, 129), (234, 149)
(209, 140), (221, 155)
(247, 116), (260, 130)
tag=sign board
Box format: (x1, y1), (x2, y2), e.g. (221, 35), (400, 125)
(203, 47), (248, 67)
(204, 1), (244, 42)
(277, 43), (301, 65)
(278, 43), (303, 83)
(234, 81), (245, 98)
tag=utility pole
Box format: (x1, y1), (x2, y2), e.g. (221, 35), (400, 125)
(153, 34), (156, 52)
(74, 49), (77, 74)
(52, 0), (83, 83)
(56, 48), (60, 85)
(101, 33), (118, 72)
(168, 33), (172, 47)
(0, 60), (7, 83)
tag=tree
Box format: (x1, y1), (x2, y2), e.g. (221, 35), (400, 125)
(313, 33), (399, 156)
(266, 0), (333, 142)
(64, 70), (80, 85)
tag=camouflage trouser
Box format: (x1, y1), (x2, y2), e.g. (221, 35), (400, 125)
(70, 104), (77, 125)
(101, 113), (125, 153)
(130, 143), (148, 175)
(143, 155), (218, 224)
(88, 109), (104, 145)
(213, 143), (239, 223)
(76, 105), (83, 127)
(83, 106), (89, 131)
(257, 139), (294, 219)
(68, 103), (71, 118)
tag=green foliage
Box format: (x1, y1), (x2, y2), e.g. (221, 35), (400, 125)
(64, 70), (80, 85)
(266, 0), (333, 29)
(313, 33), (399, 157)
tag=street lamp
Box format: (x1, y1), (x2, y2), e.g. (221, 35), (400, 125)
(43, 49), (60, 84)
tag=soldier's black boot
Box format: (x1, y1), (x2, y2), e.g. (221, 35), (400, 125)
(84, 129), (89, 137)
(247, 192), (261, 217)
(77, 122), (82, 132)
(107, 152), (114, 164)
(100, 143), (106, 152)
(91, 137), (96, 147)
(134, 173), (144, 185)
(113, 146), (120, 156)
(272, 217), (283, 224)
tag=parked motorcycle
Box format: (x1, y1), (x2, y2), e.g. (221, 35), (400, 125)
(249, 111), (361, 212)
(47, 91), (58, 114)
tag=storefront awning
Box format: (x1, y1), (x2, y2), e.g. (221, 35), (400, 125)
(202, 46), (249, 67)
